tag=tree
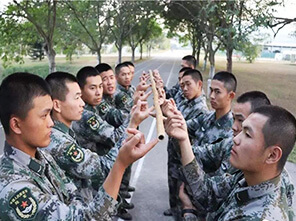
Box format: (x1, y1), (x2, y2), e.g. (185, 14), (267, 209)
(28, 41), (45, 61)
(241, 41), (261, 63)
(61, 1), (112, 64)
(1, 0), (58, 73)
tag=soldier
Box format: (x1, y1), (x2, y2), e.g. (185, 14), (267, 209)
(162, 69), (208, 219)
(165, 105), (295, 220)
(187, 71), (236, 146)
(0, 72), (158, 220)
(72, 66), (130, 156)
(95, 63), (124, 128)
(165, 55), (196, 100)
(122, 61), (135, 79)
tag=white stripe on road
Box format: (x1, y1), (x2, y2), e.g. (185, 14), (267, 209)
(118, 59), (177, 219)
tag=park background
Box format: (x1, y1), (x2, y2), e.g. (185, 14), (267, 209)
(0, 0), (295, 163)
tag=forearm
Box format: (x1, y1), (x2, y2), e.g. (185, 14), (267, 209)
(179, 137), (195, 166)
(103, 160), (126, 200)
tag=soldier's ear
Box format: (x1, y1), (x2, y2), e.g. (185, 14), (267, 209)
(266, 145), (282, 165)
(52, 99), (62, 113)
(228, 91), (235, 100)
(9, 116), (22, 135)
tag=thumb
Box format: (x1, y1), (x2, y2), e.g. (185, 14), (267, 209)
(124, 132), (143, 148)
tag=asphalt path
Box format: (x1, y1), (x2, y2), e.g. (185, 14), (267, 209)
(0, 55), (295, 218)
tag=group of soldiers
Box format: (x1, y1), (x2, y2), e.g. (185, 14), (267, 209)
(0, 55), (295, 221)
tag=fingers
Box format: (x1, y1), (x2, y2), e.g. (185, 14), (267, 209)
(141, 138), (159, 154)
(125, 129), (144, 147)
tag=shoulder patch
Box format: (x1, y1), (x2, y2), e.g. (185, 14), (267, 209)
(87, 116), (100, 130)
(121, 95), (128, 104)
(9, 187), (38, 220)
(98, 102), (110, 115)
(65, 143), (84, 163)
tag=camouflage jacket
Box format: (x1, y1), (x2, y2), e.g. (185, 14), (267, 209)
(187, 111), (233, 146)
(47, 120), (117, 192)
(182, 159), (295, 220)
(167, 95), (208, 179)
(72, 103), (127, 156)
(96, 94), (124, 128)
(164, 82), (180, 100)
(192, 137), (237, 177)
(0, 142), (118, 220)
(114, 84), (135, 115)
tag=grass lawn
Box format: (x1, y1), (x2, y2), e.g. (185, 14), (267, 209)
(1, 54), (296, 163)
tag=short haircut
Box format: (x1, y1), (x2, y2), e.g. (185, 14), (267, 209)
(182, 55), (197, 68)
(182, 69), (203, 82)
(45, 72), (77, 101)
(122, 61), (134, 67)
(115, 63), (129, 75)
(0, 72), (51, 135)
(76, 66), (99, 88)
(179, 67), (192, 74)
(253, 105), (296, 171)
(213, 71), (237, 93)
(237, 91), (271, 113)
(95, 63), (112, 74)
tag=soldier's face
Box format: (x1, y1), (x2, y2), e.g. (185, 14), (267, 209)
(178, 71), (185, 84)
(100, 70), (116, 96)
(81, 75), (103, 107)
(180, 75), (202, 100)
(116, 67), (132, 88)
(58, 82), (85, 124)
(209, 80), (234, 111)
(232, 102), (251, 137)
(230, 113), (269, 172)
(17, 95), (53, 149)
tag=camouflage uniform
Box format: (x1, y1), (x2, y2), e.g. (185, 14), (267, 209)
(187, 111), (233, 146)
(165, 83), (180, 100)
(72, 103), (128, 156)
(167, 95), (208, 220)
(96, 93), (125, 128)
(0, 142), (119, 220)
(47, 120), (117, 195)
(114, 84), (135, 192)
(114, 84), (135, 116)
(182, 159), (295, 220)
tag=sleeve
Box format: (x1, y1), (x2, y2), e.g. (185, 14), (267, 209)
(0, 180), (119, 221)
(182, 159), (237, 215)
(164, 83), (180, 99)
(192, 138), (232, 174)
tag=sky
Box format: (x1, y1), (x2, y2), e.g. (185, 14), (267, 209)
(0, 0), (295, 45)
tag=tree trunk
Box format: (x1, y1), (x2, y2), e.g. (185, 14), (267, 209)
(140, 43), (143, 60)
(209, 52), (215, 79)
(226, 48), (233, 73)
(118, 45), (122, 64)
(96, 49), (101, 64)
(202, 51), (208, 72)
(196, 40), (201, 67)
(131, 46), (135, 63)
(192, 36), (196, 57)
(46, 48), (56, 74)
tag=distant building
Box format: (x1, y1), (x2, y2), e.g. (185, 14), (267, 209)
(261, 43), (296, 61)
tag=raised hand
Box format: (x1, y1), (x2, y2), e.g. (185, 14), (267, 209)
(161, 98), (177, 118)
(118, 128), (159, 167)
(164, 109), (188, 141)
(130, 100), (154, 127)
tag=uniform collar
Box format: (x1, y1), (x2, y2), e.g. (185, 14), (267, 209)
(208, 110), (233, 127)
(188, 94), (205, 107)
(235, 174), (281, 204)
(53, 120), (76, 139)
(4, 141), (45, 176)
(117, 84), (135, 93)
(84, 103), (96, 113)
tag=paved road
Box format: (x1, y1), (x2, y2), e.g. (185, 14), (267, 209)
(0, 54), (295, 219)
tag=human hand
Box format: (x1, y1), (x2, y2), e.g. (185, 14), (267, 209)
(161, 98), (176, 118)
(118, 128), (158, 167)
(164, 109), (188, 141)
(130, 100), (154, 127)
